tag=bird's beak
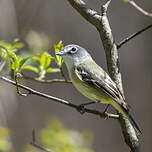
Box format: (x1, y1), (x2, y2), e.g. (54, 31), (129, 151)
(56, 50), (66, 56)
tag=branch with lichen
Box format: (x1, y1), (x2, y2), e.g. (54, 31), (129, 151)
(66, 0), (141, 151)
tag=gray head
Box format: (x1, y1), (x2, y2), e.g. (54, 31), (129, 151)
(56, 44), (92, 66)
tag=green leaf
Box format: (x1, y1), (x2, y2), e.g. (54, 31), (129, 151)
(0, 41), (24, 52)
(32, 56), (41, 65)
(16, 56), (20, 70)
(50, 56), (56, 62)
(12, 43), (24, 50)
(22, 65), (39, 73)
(54, 41), (64, 53)
(54, 41), (64, 67)
(11, 63), (16, 70)
(7, 50), (17, 63)
(0, 41), (12, 50)
(40, 52), (51, 69)
(19, 55), (33, 70)
(46, 68), (60, 73)
(7, 50), (20, 72)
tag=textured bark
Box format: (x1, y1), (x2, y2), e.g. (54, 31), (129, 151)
(66, 0), (140, 151)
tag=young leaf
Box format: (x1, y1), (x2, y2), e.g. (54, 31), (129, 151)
(0, 41), (24, 52)
(54, 41), (64, 67)
(0, 41), (12, 51)
(7, 50), (17, 64)
(40, 52), (51, 69)
(32, 56), (40, 62)
(46, 68), (60, 73)
(11, 63), (16, 70)
(7, 50), (20, 72)
(19, 56), (33, 70)
(12, 42), (24, 50)
(50, 56), (56, 62)
(16, 56), (20, 70)
(22, 65), (39, 73)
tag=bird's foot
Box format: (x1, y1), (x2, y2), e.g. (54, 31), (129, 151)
(103, 104), (110, 120)
(77, 101), (96, 114)
(77, 104), (86, 114)
(103, 112), (109, 120)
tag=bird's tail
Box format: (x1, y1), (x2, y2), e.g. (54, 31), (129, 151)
(127, 112), (141, 135)
(111, 101), (141, 135)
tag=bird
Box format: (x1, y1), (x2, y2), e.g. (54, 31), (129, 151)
(56, 44), (141, 134)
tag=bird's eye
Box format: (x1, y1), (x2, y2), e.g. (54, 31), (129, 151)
(70, 47), (77, 53)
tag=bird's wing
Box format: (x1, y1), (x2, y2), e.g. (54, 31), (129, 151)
(75, 63), (141, 134)
(75, 63), (127, 110)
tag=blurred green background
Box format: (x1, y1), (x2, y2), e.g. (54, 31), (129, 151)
(0, 0), (152, 152)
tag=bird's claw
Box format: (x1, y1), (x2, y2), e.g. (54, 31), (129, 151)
(103, 112), (109, 120)
(77, 104), (86, 114)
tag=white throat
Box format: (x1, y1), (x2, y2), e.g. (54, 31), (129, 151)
(63, 55), (92, 77)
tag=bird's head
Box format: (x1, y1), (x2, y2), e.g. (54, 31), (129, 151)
(56, 44), (92, 66)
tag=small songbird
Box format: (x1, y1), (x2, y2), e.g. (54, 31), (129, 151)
(56, 44), (141, 134)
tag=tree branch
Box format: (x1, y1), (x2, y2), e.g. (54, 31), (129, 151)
(0, 75), (119, 120)
(99, 0), (124, 96)
(67, 0), (124, 93)
(117, 24), (152, 49)
(129, 0), (152, 17)
(66, 0), (140, 151)
(66, 0), (101, 28)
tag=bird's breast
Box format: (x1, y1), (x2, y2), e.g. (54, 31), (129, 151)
(70, 71), (110, 103)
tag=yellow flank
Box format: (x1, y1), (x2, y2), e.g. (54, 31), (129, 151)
(71, 59), (128, 119)
(71, 60), (112, 104)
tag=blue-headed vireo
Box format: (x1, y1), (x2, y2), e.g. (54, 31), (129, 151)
(56, 44), (141, 134)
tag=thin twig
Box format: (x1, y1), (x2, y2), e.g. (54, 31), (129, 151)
(31, 129), (53, 152)
(117, 24), (152, 49)
(0, 75), (119, 119)
(14, 75), (30, 96)
(101, 0), (111, 15)
(129, 0), (152, 17)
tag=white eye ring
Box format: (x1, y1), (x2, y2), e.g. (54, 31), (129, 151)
(70, 47), (77, 53)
